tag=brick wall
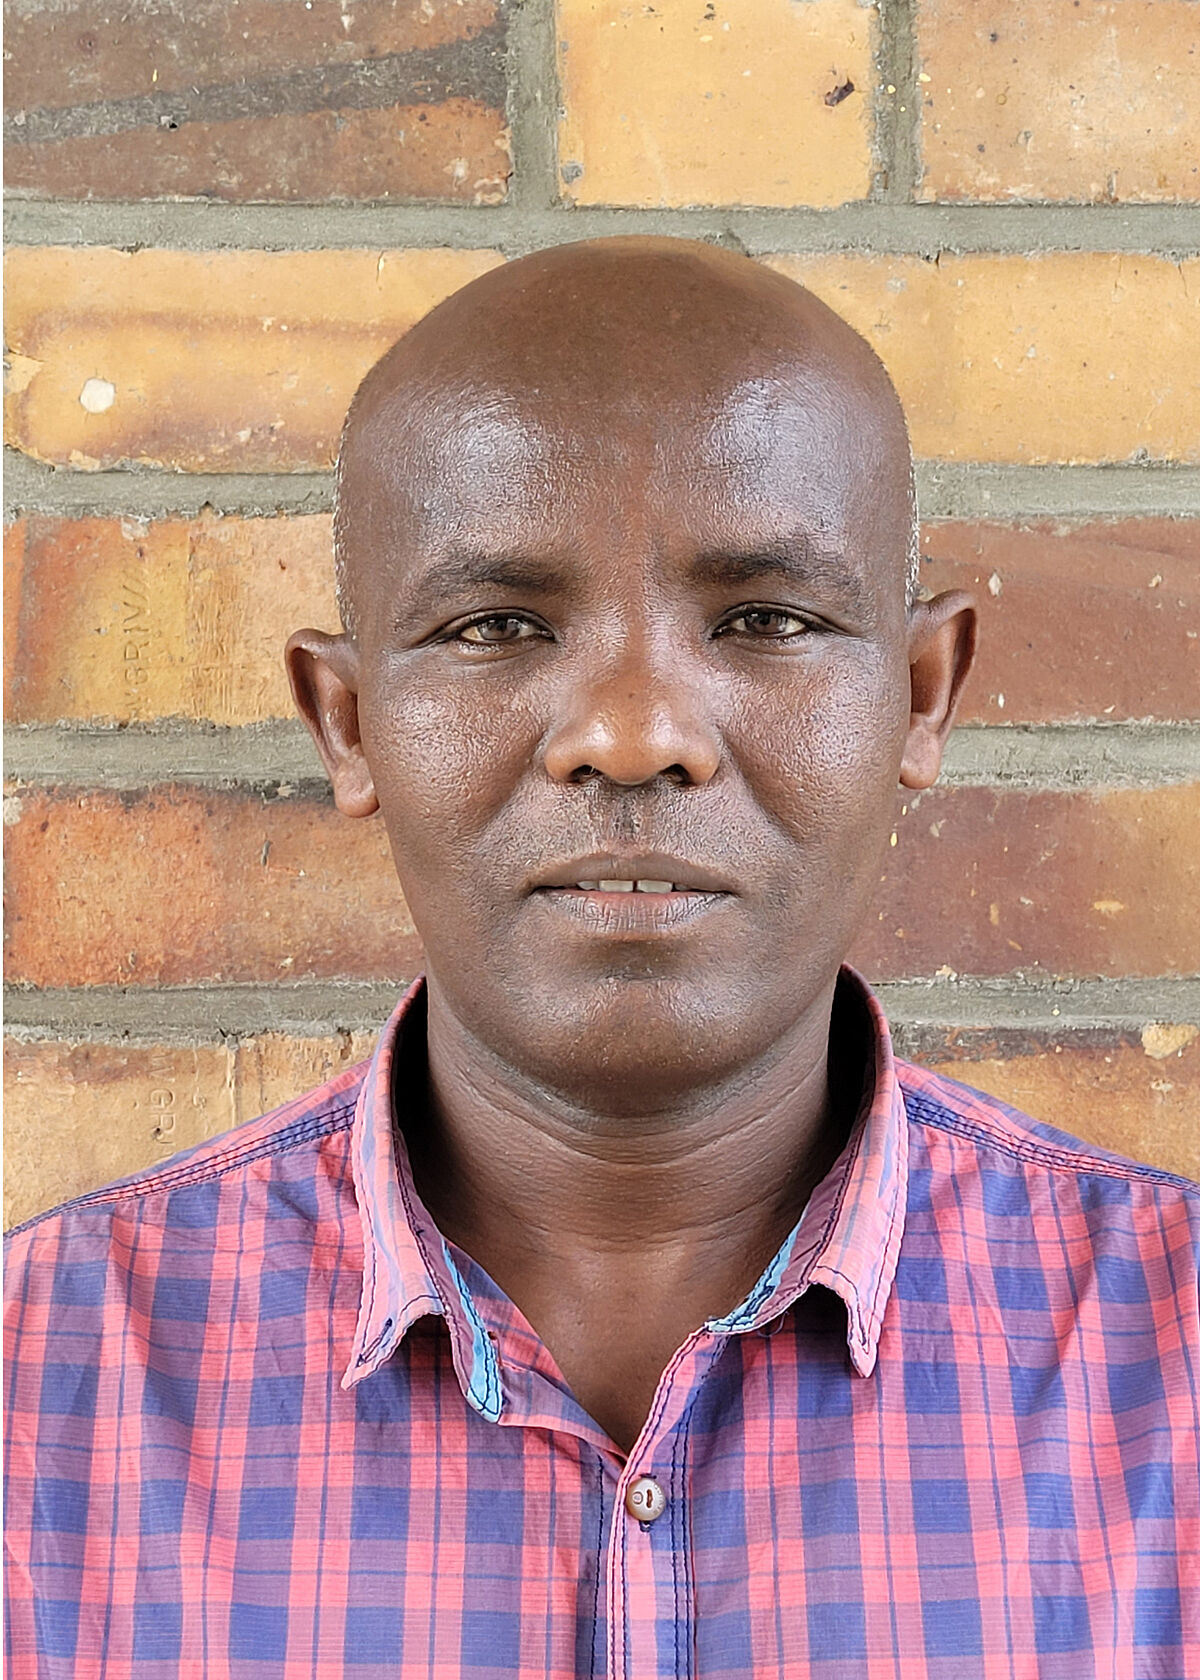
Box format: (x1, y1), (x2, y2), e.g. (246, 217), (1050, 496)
(5, 0), (1198, 1230)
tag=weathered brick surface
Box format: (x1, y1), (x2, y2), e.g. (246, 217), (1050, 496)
(9, 512), (1197, 727)
(768, 253), (1200, 464)
(556, 0), (874, 207)
(6, 782), (1198, 988)
(916, 0), (1200, 203)
(5, 513), (338, 725)
(6, 1025), (1195, 1232)
(235, 1030), (377, 1123)
(3, 1039), (235, 1232)
(4, 0), (509, 203)
(12, 250), (1190, 474)
(3, 1031), (377, 1232)
(4, 247), (502, 473)
(920, 519), (1200, 724)
(923, 1030), (1200, 1183)
(4, 785), (419, 988)
(864, 783), (1200, 979)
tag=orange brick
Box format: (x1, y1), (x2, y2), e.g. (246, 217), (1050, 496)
(917, 0), (1200, 203)
(234, 1030), (377, 1124)
(3, 785), (419, 988)
(3, 1038), (235, 1231)
(4, 247), (502, 473)
(5, 513), (338, 725)
(924, 1032), (1200, 1182)
(7, 1023), (1194, 1233)
(766, 252), (1200, 464)
(6, 782), (1198, 989)
(3, 1030), (381, 1230)
(556, 0), (873, 207)
(919, 519), (1200, 724)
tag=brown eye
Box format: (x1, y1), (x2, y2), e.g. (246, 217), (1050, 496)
(458, 615), (539, 645)
(724, 609), (808, 638)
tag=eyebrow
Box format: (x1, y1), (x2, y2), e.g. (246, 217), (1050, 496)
(405, 552), (572, 604)
(401, 539), (871, 617)
(688, 541), (871, 617)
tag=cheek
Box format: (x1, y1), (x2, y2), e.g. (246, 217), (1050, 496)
(357, 671), (541, 864)
(733, 648), (908, 841)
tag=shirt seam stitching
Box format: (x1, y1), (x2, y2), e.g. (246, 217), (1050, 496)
(903, 1092), (1200, 1192)
(4, 1102), (359, 1239)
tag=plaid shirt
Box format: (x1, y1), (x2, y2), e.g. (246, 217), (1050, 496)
(6, 970), (1198, 1679)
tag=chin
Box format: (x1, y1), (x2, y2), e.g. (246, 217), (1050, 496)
(474, 964), (832, 1120)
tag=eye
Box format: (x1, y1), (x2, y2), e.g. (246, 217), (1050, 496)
(718, 607), (811, 639)
(455, 614), (545, 647)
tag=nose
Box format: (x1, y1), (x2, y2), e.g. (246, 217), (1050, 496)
(541, 639), (722, 788)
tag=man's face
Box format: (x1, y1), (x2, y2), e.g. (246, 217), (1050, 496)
(326, 353), (921, 1113)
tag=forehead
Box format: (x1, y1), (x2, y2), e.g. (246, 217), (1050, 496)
(352, 365), (902, 572)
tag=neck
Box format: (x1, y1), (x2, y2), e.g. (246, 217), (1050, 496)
(397, 972), (862, 1452)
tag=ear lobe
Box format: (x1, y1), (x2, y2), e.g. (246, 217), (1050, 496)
(285, 629), (380, 818)
(899, 590), (978, 791)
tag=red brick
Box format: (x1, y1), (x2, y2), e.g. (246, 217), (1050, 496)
(916, 0), (1200, 203)
(4, 513), (338, 725)
(920, 1030), (1199, 1182)
(6, 783), (1197, 989)
(3, 785), (419, 988)
(9, 512), (1197, 730)
(852, 784), (1200, 980)
(919, 519), (1200, 724)
(8, 513), (1199, 729)
(6, 1024), (1193, 1232)
(234, 1031), (377, 1124)
(5, 0), (509, 203)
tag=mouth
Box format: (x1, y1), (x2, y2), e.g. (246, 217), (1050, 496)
(529, 854), (735, 932)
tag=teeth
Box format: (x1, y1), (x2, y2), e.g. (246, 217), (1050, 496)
(573, 879), (676, 893)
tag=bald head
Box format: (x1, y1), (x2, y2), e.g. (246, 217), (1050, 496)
(332, 238), (918, 636)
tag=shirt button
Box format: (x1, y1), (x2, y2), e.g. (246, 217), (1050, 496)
(624, 1476), (667, 1524)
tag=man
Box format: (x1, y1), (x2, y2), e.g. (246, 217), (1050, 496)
(6, 238), (1197, 1677)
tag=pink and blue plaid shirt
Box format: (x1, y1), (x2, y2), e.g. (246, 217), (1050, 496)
(6, 970), (1199, 1678)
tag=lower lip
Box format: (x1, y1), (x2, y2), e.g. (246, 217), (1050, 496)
(533, 887), (729, 933)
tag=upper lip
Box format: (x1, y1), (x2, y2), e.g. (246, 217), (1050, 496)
(531, 853), (737, 894)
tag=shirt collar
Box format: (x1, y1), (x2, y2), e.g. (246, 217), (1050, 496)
(343, 966), (908, 1404)
(702, 967), (908, 1376)
(342, 978), (504, 1418)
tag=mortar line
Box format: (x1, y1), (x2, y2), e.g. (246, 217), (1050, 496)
(5, 721), (1198, 792)
(5, 975), (1199, 1045)
(8, 453), (1200, 521)
(873, 0), (921, 202)
(7, 199), (1200, 256)
(503, 0), (562, 212)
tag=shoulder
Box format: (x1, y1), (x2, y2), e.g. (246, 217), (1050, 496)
(898, 1057), (1200, 1198)
(895, 1059), (1199, 1302)
(4, 1056), (370, 1283)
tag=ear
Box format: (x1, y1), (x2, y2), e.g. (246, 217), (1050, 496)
(899, 590), (978, 790)
(285, 630), (380, 818)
